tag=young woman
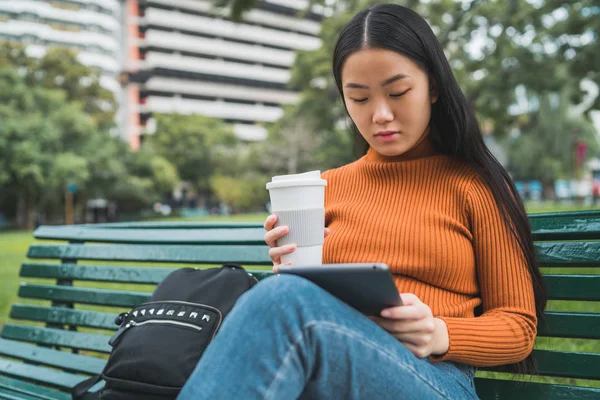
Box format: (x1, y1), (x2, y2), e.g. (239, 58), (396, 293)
(179, 4), (546, 399)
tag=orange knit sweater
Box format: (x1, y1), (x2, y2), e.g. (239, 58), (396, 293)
(321, 137), (537, 367)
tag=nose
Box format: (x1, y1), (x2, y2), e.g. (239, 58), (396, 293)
(372, 100), (394, 125)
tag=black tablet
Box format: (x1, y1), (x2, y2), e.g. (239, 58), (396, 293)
(277, 263), (402, 315)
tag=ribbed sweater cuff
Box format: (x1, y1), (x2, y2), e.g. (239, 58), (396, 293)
(428, 315), (534, 366)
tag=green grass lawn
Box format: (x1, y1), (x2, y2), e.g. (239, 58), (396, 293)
(0, 230), (39, 328)
(525, 202), (599, 214)
(0, 208), (598, 387)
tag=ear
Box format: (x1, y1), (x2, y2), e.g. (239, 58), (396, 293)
(429, 78), (439, 104)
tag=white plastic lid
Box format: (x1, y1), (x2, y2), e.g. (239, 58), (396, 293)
(266, 170), (327, 190)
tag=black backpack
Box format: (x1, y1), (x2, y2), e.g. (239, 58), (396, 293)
(73, 264), (258, 400)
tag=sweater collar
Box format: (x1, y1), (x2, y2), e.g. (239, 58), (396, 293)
(364, 126), (440, 163)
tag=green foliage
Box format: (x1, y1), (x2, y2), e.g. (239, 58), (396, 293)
(0, 43), (117, 131)
(210, 173), (269, 211)
(508, 91), (599, 183)
(0, 43), (179, 227)
(145, 113), (239, 194)
(150, 156), (181, 194)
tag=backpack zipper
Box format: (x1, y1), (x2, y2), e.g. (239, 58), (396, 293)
(110, 300), (222, 346)
(138, 300), (223, 333)
(129, 319), (203, 331)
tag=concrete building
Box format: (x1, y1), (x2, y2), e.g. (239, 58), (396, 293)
(0, 0), (122, 95)
(122, 0), (323, 149)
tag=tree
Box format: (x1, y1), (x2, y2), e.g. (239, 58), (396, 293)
(145, 114), (240, 205)
(508, 90), (599, 187)
(111, 148), (180, 212)
(255, 106), (324, 175)
(210, 173), (269, 212)
(0, 43), (118, 131)
(0, 47), (180, 227)
(0, 65), (98, 228)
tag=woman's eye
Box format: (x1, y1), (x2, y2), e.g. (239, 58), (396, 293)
(390, 89), (410, 98)
(352, 98), (368, 103)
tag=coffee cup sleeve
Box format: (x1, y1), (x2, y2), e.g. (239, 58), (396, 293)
(274, 208), (325, 247)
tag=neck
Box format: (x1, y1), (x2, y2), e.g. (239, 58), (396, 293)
(365, 126), (440, 163)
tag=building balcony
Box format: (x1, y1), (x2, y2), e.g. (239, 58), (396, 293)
(141, 7), (321, 52)
(233, 123), (268, 141)
(141, 29), (295, 68)
(143, 0), (320, 36)
(0, 19), (120, 54)
(67, 0), (120, 16)
(143, 77), (299, 105)
(136, 52), (290, 85)
(139, 96), (284, 123)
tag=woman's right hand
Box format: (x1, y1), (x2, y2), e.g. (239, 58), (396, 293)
(263, 214), (330, 273)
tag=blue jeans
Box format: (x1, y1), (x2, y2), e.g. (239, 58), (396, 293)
(178, 275), (479, 400)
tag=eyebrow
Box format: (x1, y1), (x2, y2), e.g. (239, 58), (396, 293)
(344, 73), (409, 89)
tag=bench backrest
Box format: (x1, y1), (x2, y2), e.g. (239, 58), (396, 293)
(1, 210), (599, 399)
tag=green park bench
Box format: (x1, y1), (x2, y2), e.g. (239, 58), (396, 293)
(0, 210), (599, 399)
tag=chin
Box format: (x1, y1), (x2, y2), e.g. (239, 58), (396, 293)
(374, 144), (409, 157)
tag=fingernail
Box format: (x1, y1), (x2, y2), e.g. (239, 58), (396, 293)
(381, 310), (391, 317)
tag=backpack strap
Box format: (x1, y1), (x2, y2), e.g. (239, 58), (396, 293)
(72, 374), (102, 400)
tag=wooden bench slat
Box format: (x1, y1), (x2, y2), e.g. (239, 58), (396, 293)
(0, 386), (56, 400)
(15, 273), (600, 309)
(33, 226), (266, 244)
(83, 221), (264, 229)
(18, 283), (151, 307)
(20, 264), (269, 284)
(0, 359), (86, 390)
(474, 377), (600, 400)
(27, 244), (272, 264)
(9, 305), (117, 331)
(10, 305), (599, 341)
(538, 312), (600, 339)
(535, 242), (600, 267)
(20, 263), (175, 284)
(0, 338), (105, 375)
(487, 350), (600, 380)
(55, 209), (600, 240)
(24, 242), (600, 268)
(543, 275), (600, 301)
(531, 350), (600, 380)
(529, 210), (600, 241)
(1, 325), (111, 353)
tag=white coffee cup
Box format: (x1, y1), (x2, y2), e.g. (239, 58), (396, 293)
(266, 170), (327, 266)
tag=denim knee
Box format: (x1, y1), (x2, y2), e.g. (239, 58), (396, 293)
(233, 274), (325, 317)
(243, 274), (320, 303)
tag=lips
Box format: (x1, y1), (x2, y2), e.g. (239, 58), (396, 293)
(376, 130), (400, 137)
(375, 131), (400, 142)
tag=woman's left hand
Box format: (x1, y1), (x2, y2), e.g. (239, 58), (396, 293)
(370, 293), (449, 359)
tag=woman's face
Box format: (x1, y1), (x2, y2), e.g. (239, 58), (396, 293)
(341, 48), (438, 157)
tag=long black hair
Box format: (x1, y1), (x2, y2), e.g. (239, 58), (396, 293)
(332, 3), (547, 374)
